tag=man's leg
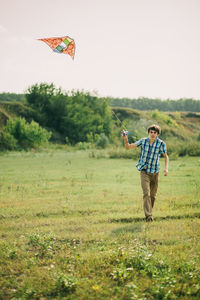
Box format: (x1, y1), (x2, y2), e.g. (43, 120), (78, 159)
(140, 171), (152, 219)
(150, 173), (159, 209)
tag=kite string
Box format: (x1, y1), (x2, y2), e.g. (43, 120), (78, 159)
(110, 108), (127, 131)
(102, 97), (127, 132)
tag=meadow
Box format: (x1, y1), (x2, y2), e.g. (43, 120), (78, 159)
(0, 149), (200, 299)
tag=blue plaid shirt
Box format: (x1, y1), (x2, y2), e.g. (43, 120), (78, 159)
(135, 137), (167, 173)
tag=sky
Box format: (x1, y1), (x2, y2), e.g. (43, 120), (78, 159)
(0, 0), (200, 99)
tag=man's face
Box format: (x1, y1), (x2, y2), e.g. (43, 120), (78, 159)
(148, 130), (158, 140)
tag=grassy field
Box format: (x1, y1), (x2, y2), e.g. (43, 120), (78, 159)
(0, 149), (200, 299)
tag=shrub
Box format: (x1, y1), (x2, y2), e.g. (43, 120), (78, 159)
(152, 110), (178, 127)
(1, 117), (51, 150)
(167, 141), (200, 157)
(0, 131), (17, 150)
(179, 143), (200, 157)
(76, 142), (92, 150)
(95, 133), (109, 149)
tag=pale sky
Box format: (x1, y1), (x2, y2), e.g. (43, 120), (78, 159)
(0, 0), (200, 99)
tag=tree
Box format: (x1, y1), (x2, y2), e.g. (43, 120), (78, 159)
(25, 84), (113, 144)
(26, 83), (66, 127)
(61, 91), (113, 144)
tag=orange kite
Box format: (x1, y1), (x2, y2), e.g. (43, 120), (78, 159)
(38, 36), (75, 59)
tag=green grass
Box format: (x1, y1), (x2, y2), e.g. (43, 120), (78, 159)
(0, 150), (200, 299)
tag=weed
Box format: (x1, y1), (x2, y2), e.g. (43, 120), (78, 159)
(0, 242), (18, 260)
(109, 242), (200, 298)
(28, 232), (57, 258)
(53, 272), (78, 296)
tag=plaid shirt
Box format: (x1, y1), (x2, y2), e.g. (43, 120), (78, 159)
(135, 137), (167, 173)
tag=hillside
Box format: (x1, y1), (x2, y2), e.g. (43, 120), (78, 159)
(0, 107), (10, 128)
(0, 101), (36, 127)
(112, 106), (200, 142)
(1, 101), (200, 148)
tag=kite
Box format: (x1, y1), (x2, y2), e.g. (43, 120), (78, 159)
(38, 36), (75, 59)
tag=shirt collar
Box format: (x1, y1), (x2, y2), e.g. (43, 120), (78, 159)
(148, 136), (158, 145)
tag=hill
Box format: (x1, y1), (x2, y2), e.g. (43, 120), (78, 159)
(0, 101), (36, 127)
(111, 106), (200, 141)
(1, 101), (200, 156)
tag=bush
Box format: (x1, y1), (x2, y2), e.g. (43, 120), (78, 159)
(179, 143), (200, 156)
(96, 133), (109, 149)
(76, 141), (92, 150)
(167, 141), (200, 157)
(0, 131), (17, 150)
(61, 91), (113, 144)
(1, 117), (51, 150)
(152, 110), (178, 127)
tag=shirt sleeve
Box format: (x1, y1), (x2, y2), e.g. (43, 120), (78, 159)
(159, 141), (167, 154)
(135, 138), (144, 147)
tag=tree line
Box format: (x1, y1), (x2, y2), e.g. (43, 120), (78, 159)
(109, 97), (200, 112)
(1, 92), (200, 112)
(0, 93), (25, 102)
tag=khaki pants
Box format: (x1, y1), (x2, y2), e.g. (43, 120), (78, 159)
(140, 170), (159, 218)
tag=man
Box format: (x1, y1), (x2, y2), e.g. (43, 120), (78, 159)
(122, 124), (168, 222)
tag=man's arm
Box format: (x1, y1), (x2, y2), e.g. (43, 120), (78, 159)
(163, 153), (169, 176)
(123, 135), (137, 150)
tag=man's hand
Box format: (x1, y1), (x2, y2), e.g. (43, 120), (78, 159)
(121, 130), (129, 137)
(164, 169), (168, 176)
(163, 153), (169, 176)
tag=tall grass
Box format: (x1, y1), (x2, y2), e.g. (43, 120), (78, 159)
(0, 150), (199, 299)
